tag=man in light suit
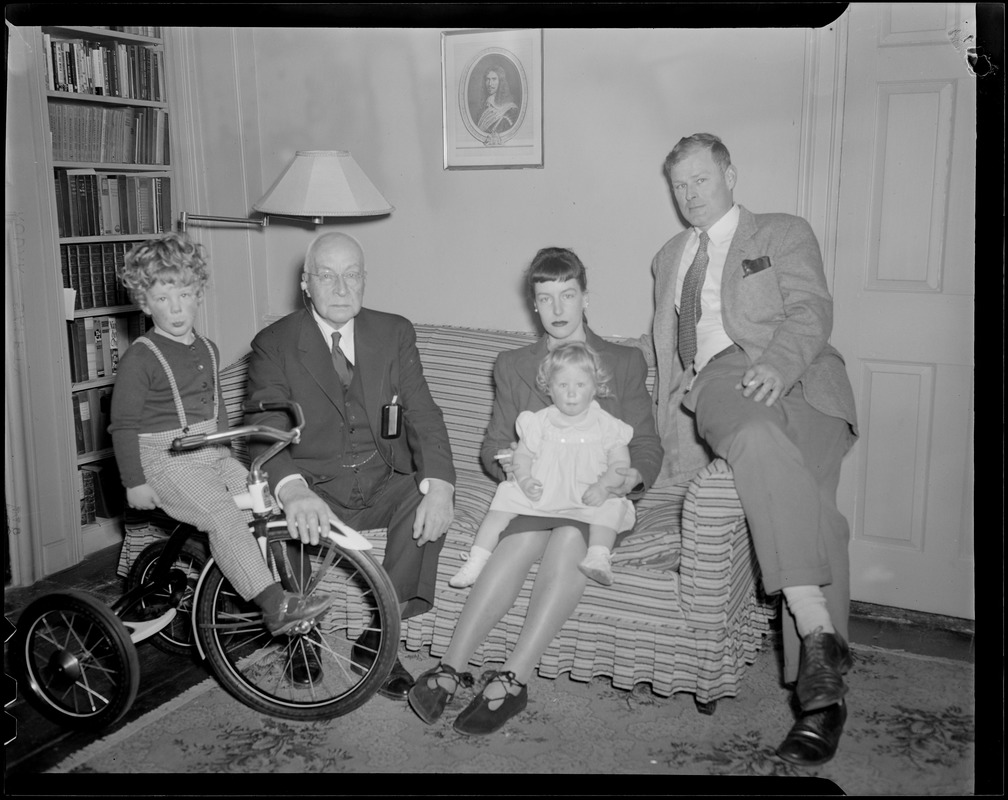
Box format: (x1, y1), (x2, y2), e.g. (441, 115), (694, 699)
(649, 134), (858, 766)
(246, 232), (456, 700)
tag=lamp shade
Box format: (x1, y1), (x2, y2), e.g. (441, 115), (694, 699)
(252, 150), (394, 217)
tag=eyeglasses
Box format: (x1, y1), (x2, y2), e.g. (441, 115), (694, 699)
(305, 270), (364, 288)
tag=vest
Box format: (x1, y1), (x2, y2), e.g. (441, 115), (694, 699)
(328, 367), (393, 509)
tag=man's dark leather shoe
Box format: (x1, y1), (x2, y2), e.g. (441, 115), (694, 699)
(285, 632), (323, 686)
(351, 629), (414, 700)
(795, 628), (853, 712)
(377, 658), (415, 700)
(776, 700), (847, 767)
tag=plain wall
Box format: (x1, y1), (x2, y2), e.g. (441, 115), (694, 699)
(181, 27), (812, 364)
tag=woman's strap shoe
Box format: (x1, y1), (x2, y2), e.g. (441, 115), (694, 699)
(407, 662), (474, 724)
(452, 670), (527, 736)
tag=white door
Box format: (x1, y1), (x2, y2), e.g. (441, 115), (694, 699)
(832, 3), (975, 618)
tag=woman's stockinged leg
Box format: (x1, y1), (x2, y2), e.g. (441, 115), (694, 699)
(441, 530), (548, 672)
(500, 526), (588, 686)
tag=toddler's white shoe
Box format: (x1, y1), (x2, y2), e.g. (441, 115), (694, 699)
(578, 548), (614, 586)
(448, 546), (493, 588)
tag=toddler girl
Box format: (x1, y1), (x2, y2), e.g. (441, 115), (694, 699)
(450, 340), (635, 587)
(109, 233), (333, 641)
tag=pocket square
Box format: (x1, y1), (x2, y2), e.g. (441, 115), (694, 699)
(742, 256), (772, 277)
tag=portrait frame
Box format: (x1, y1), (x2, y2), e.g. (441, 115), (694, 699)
(441, 28), (544, 169)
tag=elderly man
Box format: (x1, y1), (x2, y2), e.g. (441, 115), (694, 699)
(246, 231), (455, 699)
(648, 133), (858, 766)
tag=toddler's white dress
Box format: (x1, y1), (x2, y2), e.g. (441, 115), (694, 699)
(489, 400), (636, 532)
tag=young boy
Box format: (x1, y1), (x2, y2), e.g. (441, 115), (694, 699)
(109, 232), (333, 639)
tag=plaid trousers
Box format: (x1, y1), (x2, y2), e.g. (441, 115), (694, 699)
(138, 418), (273, 601)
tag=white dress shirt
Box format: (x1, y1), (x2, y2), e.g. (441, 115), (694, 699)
(674, 204), (739, 383)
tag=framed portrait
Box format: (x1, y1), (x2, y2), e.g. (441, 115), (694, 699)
(441, 28), (544, 169)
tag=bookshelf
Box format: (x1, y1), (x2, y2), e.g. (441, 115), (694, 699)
(35, 25), (174, 558)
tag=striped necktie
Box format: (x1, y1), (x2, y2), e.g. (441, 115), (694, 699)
(331, 331), (353, 386)
(677, 230), (710, 370)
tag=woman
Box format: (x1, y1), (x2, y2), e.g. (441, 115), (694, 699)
(407, 247), (663, 735)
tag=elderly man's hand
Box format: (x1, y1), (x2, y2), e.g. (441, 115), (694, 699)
(278, 481), (335, 546)
(412, 478), (455, 546)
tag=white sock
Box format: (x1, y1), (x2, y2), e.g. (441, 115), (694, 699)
(584, 545), (611, 561)
(467, 544), (493, 566)
(782, 585), (835, 638)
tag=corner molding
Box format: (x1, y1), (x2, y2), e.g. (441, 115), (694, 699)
(797, 13), (849, 291)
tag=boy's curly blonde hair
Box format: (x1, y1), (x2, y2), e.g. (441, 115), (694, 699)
(536, 340), (613, 399)
(118, 232), (209, 306)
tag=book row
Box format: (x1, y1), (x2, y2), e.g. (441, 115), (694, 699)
(55, 169), (172, 238)
(43, 34), (166, 102)
(67, 312), (151, 384)
(49, 102), (170, 165)
(106, 27), (162, 37)
(73, 386), (114, 456)
(79, 464), (97, 524)
(78, 459), (124, 523)
(62, 241), (137, 311)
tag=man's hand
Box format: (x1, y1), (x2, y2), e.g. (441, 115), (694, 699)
(738, 363), (786, 407)
(278, 481), (335, 546)
(494, 443), (519, 477)
(609, 467), (643, 498)
(412, 478), (454, 546)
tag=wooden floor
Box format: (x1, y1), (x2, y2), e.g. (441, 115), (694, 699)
(4, 543), (975, 776)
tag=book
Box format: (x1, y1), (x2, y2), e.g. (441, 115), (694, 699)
(72, 319), (89, 382)
(87, 386), (113, 451)
(66, 321), (79, 383)
(101, 244), (119, 307)
(55, 170), (77, 236)
(157, 176), (171, 233)
(83, 316), (97, 379)
(64, 246), (80, 309)
(80, 467), (96, 524)
(78, 390), (94, 452)
(76, 245), (93, 310)
(81, 458), (124, 518)
(107, 175), (122, 232)
(98, 317), (113, 375)
(125, 175), (139, 234)
(65, 168), (95, 236)
(98, 175), (112, 234)
(138, 175), (154, 234)
(72, 392), (85, 454)
(92, 315), (105, 378)
(116, 175), (130, 232)
(107, 311), (120, 373)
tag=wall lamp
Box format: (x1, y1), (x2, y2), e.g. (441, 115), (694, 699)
(178, 150), (394, 232)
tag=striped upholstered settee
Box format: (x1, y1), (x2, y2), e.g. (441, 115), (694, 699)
(118, 324), (777, 710)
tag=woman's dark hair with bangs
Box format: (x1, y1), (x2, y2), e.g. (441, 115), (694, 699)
(524, 247), (588, 297)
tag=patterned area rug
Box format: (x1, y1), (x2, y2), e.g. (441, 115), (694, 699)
(45, 640), (974, 794)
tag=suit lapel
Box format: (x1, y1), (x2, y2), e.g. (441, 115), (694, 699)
(723, 205), (759, 286)
(297, 310), (346, 416)
(352, 310), (386, 436)
(513, 335), (551, 398)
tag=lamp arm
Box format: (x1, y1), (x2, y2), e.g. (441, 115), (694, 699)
(178, 211), (269, 232)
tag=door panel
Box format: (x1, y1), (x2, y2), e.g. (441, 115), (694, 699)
(833, 3), (975, 618)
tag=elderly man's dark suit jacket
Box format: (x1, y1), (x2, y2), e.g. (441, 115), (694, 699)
(245, 307), (455, 502)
